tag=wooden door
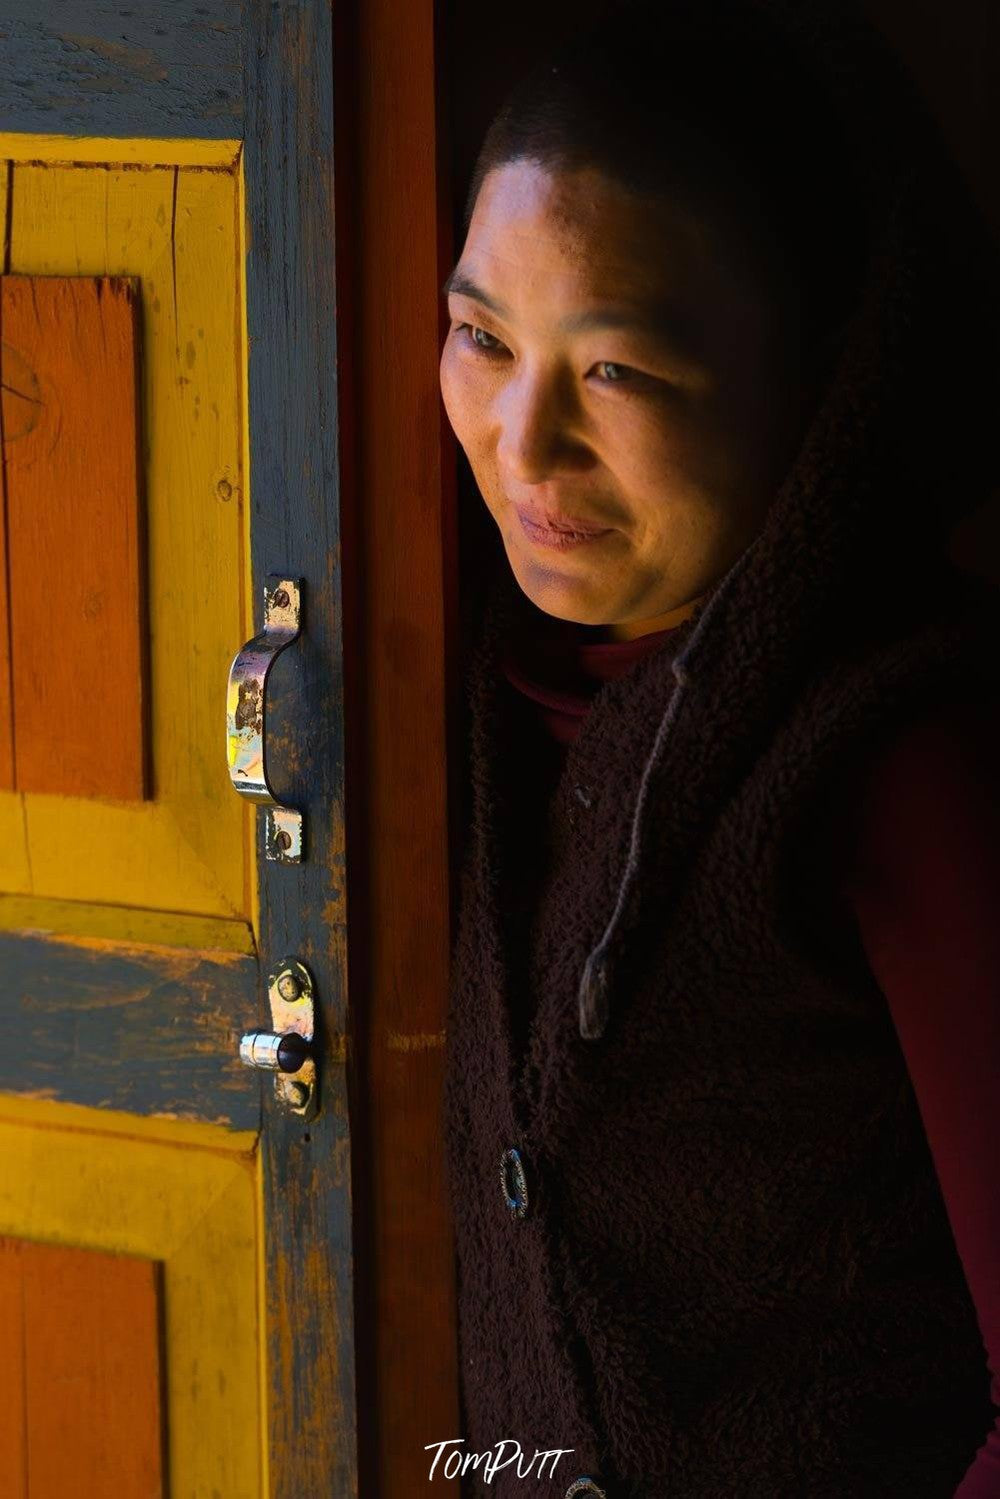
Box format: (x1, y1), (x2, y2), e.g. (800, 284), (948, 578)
(0, 5), (356, 1496)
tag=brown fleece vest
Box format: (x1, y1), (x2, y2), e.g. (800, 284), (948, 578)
(443, 550), (1000, 1499)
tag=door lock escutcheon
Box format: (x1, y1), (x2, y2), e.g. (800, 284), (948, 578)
(240, 957), (318, 1121)
(226, 575), (305, 863)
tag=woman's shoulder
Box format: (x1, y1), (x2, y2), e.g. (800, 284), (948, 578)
(835, 686), (1000, 896)
(779, 565), (1000, 807)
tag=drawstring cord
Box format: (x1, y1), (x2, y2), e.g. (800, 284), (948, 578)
(576, 533), (767, 1040)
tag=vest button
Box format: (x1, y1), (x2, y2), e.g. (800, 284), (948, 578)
(564, 1479), (608, 1498)
(499, 1146), (529, 1218)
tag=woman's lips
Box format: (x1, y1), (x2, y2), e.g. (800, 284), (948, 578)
(514, 505), (614, 551)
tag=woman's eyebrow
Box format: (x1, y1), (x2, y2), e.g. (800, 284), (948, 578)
(442, 269), (506, 315)
(442, 269), (699, 356)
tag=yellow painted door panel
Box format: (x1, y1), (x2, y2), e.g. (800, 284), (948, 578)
(0, 142), (252, 926)
(0, 1096), (261, 1498)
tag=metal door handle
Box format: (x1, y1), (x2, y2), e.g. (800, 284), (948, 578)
(226, 575), (305, 863)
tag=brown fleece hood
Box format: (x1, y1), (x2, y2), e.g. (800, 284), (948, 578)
(520, 0), (1000, 1040)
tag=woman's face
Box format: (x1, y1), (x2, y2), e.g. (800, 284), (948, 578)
(439, 160), (820, 627)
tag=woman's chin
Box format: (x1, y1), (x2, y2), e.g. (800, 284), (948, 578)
(505, 548), (617, 627)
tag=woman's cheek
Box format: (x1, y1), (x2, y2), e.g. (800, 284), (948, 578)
(643, 404), (729, 500)
(438, 346), (463, 437)
(439, 343), (475, 434)
(440, 349), (488, 455)
(609, 413), (692, 502)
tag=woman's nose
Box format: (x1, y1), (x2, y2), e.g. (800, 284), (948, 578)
(495, 372), (588, 484)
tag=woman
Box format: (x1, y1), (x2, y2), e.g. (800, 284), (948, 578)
(438, 0), (1000, 1494)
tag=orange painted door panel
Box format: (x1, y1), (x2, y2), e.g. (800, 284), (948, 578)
(0, 1238), (164, 1498)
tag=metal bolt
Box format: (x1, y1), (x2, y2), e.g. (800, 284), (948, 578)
(275, 829), (292, 851)
(273, 588), (290, 608)
(277, 971), (302, 1001)
(286, 1079), (310, 1108)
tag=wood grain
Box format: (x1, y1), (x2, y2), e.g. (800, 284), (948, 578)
(2, 273), (147, 800)
(0, 1238), (27, 1499)
(243, 0), (362, 1493)
(0, 1236), (164, 1498)
(0, 1), (242, 140)
(0, 173), (14, 795)
(335, 0), (461, 1491)
(0, 926), (259, 1127)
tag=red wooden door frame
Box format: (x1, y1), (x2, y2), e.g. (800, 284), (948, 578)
(334, 2), (462, 1491)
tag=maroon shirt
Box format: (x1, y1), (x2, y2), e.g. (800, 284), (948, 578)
(501, 612), (1000, 1496)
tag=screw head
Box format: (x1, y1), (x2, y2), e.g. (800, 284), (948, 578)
(275, 829), (292, 851)
(286, 1079), (310, 1108)
(273, 588), (290, 609)
(276, 971), (302, 1001)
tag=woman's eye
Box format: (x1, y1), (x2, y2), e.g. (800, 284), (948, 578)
(593, 361), (636, 384)
(454, 322), (506, 355)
